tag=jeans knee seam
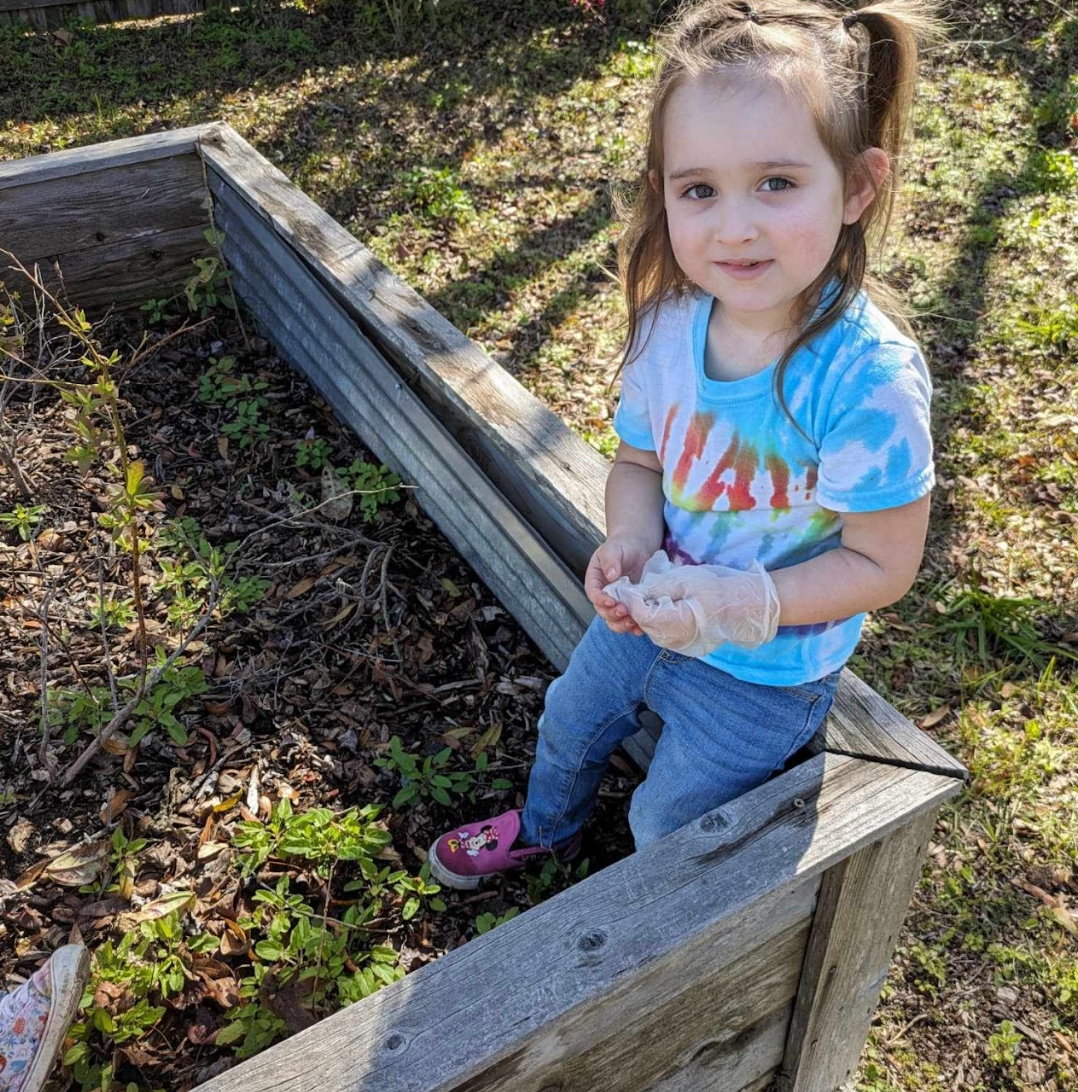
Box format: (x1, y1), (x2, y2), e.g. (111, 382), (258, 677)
(640, 646), (670, 709)
(543, 702), (642, 847)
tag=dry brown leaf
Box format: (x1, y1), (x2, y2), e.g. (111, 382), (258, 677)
(1051, 906), (1078, 937)
(319, 465), (353, 521)
(100, 789), (132, 824)
(470, 721), (502, 761)
(320, 602), (355, 630)
(286, 575), (317, 599)
(7, 816), (35, 855)
(919, 705), (952, 730)
(43, 841), (109, 887)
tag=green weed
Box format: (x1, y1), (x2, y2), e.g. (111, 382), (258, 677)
(295, 435), (332, 470)
(46, 652), (209, 747)
(334, 459), (402, 523)
(0, 502), (47, 541)
(475, 907), (520, 934)
(374, 735), (512, 807)
(922, 583), (1078, 673)
(399, 165), (475, 224)
(153, 517), (270, 627)
(986, 1019), (1023, 1066)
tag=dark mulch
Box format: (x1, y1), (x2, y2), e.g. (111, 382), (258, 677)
(0, 301), (638, 1090)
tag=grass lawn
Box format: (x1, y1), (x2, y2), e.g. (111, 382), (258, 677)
(1, 1), (1077, 1089)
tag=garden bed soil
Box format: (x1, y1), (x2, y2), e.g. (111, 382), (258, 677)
(0, 301), (638, 1091)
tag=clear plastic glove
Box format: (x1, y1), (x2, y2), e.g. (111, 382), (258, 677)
(603, 550), (781, 657)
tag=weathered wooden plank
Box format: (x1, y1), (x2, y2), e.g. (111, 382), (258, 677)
(805, 671), (968, 779)
(643, 1002), (791, 1092)
(212, 187), (590, 674)
(3, 221), (207, 314)
(0, 0), (198, 29)
(0, 154), (207, 264)
(776, 807), (940, 1092)
(0, 126), (214, 189)
(193, 753), (960, 1092)
(197, 123), (609, 581)
(453, 922), (809, 1092)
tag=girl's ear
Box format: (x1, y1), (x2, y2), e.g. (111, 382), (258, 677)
(648, 168), (661, 194)
(842, 148), (890, 225)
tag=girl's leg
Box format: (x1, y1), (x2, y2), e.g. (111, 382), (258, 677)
(628, 653), (841, 849)
(519, 617), (665, 848)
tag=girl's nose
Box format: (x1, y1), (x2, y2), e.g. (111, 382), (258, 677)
(711, 200), (759, 245)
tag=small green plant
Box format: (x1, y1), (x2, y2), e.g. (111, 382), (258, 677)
(222, 397), (270, 449)
(986, 1019), (1023, 1066)
(47, 653), (209, 747)
(199, 355), (269, 406)
(923, 583), (1078, 672)
(220, 799), (438, 1059)
(63, 911), (197, 1089)
(98, 826), (149, 900)
(154, 518), (270, 626)
(374, 736), (468, 806)
(89, 596), (135, 630)
(335, 459), (401, 523)
(198, 356), (272, 449)
(1023, 148), (1078, 195)
(139, 296), (174, 325)
(475, 907), (520, 934)
(905, 940), (948, 997)
(399, 165), (474, 223)
(0, 501), (46, 541)
(1015, 300), (1078, 352)
(524, 854), (590, 906)
(184, 229), (235, 316)
(295, 435), (332, 470)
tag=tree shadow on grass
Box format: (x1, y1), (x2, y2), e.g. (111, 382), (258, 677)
(898, 13), (1078, 688)
(0, 0), (646, 136)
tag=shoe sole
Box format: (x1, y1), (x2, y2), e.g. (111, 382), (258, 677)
(426, 838), (485, 890)
(23, 945), (90, 1092)
(426, 836), (583, 893)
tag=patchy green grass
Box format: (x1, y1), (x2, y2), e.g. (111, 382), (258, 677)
(2, 1), (1078, 1089)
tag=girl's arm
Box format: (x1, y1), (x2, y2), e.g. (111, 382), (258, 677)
(584, 442), (666, 635)
(769, 495), (931, 626)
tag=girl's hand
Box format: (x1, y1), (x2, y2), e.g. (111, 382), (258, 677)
(584, 536), (655, 637)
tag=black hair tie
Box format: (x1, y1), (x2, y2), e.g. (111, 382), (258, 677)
(843, 12), (859, 30)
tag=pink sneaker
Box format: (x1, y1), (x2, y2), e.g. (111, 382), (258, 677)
(427, 808), (582, 890)
(0, 945), (90, 1092)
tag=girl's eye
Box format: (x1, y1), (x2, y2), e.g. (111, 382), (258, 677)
(683, 183), (715, 200)
(761, 177), (794, 193)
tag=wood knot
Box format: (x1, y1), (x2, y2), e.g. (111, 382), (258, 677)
(577, 929), (607, 952)
(383, 1033), (406, 1052)
(698, 811), (729, 833)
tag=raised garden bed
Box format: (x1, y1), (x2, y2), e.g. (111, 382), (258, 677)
(0, 122), (967, 1092)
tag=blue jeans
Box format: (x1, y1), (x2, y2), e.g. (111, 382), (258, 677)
(520, 617), (841, 851)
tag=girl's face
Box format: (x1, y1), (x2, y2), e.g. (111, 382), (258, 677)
(659, 72), (880, 338)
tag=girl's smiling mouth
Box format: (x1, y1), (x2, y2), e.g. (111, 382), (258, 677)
(715, 259), (774, 278)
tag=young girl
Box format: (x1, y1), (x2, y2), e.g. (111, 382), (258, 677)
(429, 0), (939, 888)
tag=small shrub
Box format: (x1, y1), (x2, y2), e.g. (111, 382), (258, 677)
(0, 502), (47, 541)
(335, 459), (401, 523)
(398, 165), (474, 224)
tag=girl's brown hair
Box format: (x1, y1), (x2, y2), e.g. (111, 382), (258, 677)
(615, 0), (942, 434)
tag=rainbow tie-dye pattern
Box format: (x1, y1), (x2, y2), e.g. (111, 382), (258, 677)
(613, 287), (934, 686)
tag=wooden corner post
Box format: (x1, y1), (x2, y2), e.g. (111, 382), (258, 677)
(775, 807), (939, 1092)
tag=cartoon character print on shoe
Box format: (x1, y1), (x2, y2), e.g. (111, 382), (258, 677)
(447, 823), (501, 858)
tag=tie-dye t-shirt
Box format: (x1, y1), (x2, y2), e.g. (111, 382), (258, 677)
(613, 287), (934, 686)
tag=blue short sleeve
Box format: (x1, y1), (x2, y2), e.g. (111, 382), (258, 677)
(613, 360), (656, 451)
(815, 342), (935, 512)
